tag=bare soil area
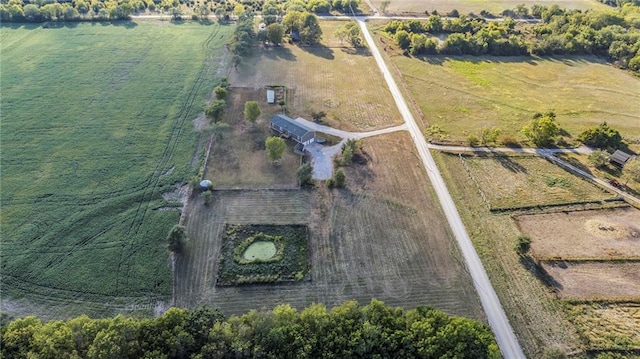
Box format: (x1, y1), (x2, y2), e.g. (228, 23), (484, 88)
(517, 207), (640, 260)
(541, 261), (640, 300)
(176, 132), (484, 321)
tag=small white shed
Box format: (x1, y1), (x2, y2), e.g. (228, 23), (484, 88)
(266, 89), (275, 104)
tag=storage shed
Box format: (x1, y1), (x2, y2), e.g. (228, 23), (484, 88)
(267, 89), (275, 104)
(610, 150), (633, 168)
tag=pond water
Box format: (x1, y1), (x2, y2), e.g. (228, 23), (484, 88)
(243, 241), (277, 261)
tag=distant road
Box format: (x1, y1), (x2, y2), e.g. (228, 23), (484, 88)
(356, 18), (527, 358)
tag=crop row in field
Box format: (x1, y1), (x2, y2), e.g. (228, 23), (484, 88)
(0, 21), (233, 318)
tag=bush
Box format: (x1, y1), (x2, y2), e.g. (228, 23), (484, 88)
(467, 134), (480, 146)
(499, 135), (520, 147)
(588, 149), (610, 168)
(514, 235), (531, 256)
(203, 190), (212, 205)
(168, 225), (187, 253)
(577, 122), (622, 150)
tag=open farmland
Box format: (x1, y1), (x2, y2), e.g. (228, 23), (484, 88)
(204, 88), (301, 188)
(460, 154), (614, 210)
(517, 207), (640, 260)
(383, 54), (640, 142)
(228, 20), (402, 132)
(177, 131), (485, 321)
(0, 21), (233, 318)
(371, 0), (608, 15)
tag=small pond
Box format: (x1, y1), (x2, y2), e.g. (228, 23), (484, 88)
(243, 241), (277, 261)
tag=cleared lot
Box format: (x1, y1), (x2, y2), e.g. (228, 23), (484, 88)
(517, 207), (640, 260)
(177, 132), (484, 321)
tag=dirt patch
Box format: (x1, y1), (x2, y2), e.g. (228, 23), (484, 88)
(541, 261), (640, 300)
(517, 207), (640, 260)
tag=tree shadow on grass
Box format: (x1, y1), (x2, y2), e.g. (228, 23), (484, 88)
(298, 44), (334, 60)
(340, 47), (372, 57)
(260, 47), (297, 61)
(420, 54), (608, 67)
(520, 256), (563, 291)
(491, 154), (528, 173)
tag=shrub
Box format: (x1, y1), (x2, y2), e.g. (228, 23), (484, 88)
(467, 134), (480, 147)
(203, 190), (212, 205)
(577, 122), (622, 149)
(514, 235), (531, 256)
(168, 225), (187, 253)
(499, 135), (520, 147)
(588, 149), (610, 168)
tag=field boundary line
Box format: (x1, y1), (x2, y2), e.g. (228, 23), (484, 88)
(458, 154), (491, 210)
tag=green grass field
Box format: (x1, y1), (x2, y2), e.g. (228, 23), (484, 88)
(388, 55), (640, 143)
(461, 154), (614, 209)
(0, 21), (233, 318)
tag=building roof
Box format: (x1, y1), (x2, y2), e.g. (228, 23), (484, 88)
(270, 115), (313, 138)
(610, 150), (632, 166)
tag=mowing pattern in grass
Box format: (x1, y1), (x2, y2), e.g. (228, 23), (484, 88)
(228, 21), (402, 132)
(389, 56), (640, 141)
(372, 0), (608, 14)
(0, 21), (233, 318)
(216, 224), (310, 285)
(567, 303), (640, 351)
(177, 133), (485, 322)
(460, 154), (613, 210)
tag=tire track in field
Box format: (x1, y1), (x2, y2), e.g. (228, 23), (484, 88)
(115, 26), (222, 293)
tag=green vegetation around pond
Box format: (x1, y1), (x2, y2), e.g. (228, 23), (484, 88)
(0, 21), (234, 317)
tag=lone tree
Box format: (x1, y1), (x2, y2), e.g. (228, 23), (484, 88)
(265, 136), (286, 162)
(266, 23), (284, 44)
(514, 235), (531, 256)
(168, 225), (187, 253)
(244, 101), (261, 123)
(297, 163), (313, 186)
(577, 122), (622, 150)
(205, 100), (226, 123)
(328, 169), (346, 188)
(588, 149), (609, 168)
(521, 112), (560, 147)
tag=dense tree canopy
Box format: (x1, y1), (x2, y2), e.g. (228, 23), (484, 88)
(521, 112), (561, 147)
(577, 122), (623, 149)
(0, 300), (499, 358)
(382, 4), (640, 73)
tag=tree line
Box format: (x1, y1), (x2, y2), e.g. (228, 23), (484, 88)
(0, 0), (361, 23)
(383, 4), (640, 73)
(1, 299), (499, 358)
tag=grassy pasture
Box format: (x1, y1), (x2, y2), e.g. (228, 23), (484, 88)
(372, 0), (609, 15)
(386, 54), (640, 143)
(0, 21), (233, 318)
(433, 151), (584, 357)
(461, 154), (613, 209)
(228, 20), (402, 132)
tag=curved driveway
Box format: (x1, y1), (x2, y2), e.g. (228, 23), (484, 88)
(357, 18), (526, 358)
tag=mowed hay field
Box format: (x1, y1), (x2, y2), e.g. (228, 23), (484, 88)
(568, 303), (640, 350)
(0, 21), (233, 318)
(228, 20), (402, 132)
(372, 0), (609, 14)
(204, 88), (301, 189)
(460, 154), (614, 209)
(177, 131), (485, 321)
(385, 54), (640, 142)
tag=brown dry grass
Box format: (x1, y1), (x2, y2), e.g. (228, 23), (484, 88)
(372, 0), (609, 15)
(567, 303), (640, 350)
(461, 154), (614, 209)
(541, 261), (640, 300)
(176, 132), (485, 322)
(433, 151), (583, 357)
(517, 207), (640, 260)
(227, 21), (402, 131)
(204, 88), (301, 189)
